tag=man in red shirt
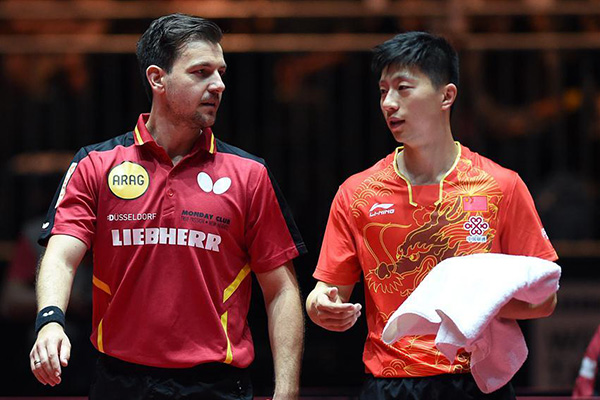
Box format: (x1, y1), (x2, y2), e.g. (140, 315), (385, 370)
(573, 324), (600, 398)
(306, 32), (557, 399)
(30, 13), (306, 400)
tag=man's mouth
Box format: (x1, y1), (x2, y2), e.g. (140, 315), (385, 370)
(388, 118), (404, 129)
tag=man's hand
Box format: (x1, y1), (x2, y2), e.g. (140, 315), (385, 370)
(30, 322), (71, 386)
(306, 282), (361, 332)
(498, 293), (557, 320)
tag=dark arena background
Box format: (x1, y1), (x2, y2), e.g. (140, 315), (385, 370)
(1, 1), (599, 398)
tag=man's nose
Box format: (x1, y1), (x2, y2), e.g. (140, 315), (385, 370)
(381, 91), (399, 112)
(208, 72), (225, 93)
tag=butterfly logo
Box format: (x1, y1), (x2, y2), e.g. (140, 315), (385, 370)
(197, 172), (232, 195)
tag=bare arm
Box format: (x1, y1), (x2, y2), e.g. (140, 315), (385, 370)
(256, 261), (303, 400)
(305, 281), (361, 332)
(30, 234), (87, 387)
(497, 293), (557, 320)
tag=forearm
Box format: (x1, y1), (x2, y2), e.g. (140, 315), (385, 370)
(35, 235), (85, 313)
(266, 286), (304, 399)
(497, 293), (557, 320)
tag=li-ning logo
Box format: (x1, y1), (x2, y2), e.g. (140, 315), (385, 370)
(464, 216), (489, 243)
(369, 203), (395, 217)
(197, 172), (231, 195)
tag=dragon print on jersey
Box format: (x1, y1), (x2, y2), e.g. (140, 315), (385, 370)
(352, 156), (504, 377)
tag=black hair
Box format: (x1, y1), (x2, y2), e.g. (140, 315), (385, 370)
(136, 13), (223, 100)
(371, 31), (459, 89)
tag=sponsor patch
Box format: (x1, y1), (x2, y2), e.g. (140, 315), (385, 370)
(464, 215), (490, 243)
(369, 203), (395, 217)
(108, 161), (149, 200)
(55, 162), (78, 209)
(462, 196), (488, 212)
(107, 213), (157, 222)
(111, 227), (221, 252)
(197, 172), (231, 195)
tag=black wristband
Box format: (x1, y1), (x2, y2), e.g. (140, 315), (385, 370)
(35, 306), (66, 334)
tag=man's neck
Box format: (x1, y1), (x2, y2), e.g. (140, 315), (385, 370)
(396, 136), (459, 186)
(145, 111), (203, 164)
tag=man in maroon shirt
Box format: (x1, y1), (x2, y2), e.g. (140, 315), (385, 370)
(29, 13), (306, 400)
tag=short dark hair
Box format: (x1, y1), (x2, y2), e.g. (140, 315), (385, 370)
(371, 31), (459, 89)
(136, 13), (223, 100)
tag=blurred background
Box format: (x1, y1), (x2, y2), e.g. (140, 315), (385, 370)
(0, 0), (599, 397)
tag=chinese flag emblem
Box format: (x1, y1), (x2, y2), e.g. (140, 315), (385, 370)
(462, 196), (488, 212)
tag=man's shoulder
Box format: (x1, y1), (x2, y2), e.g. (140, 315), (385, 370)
(339, 151), (395, 191)
(215, 138), (266, 169)
(461, 144), (519, 185)
(77, 132), (136, 161)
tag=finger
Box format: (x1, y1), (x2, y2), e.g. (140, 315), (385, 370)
(47, 344), (63, 383)
(327, 313), (361, 332)
(317, 299), (362, 314)
(320, 310), (361, 326)
(39, 342), (62, 386)
(315, 297), (357, 313)
(30, 350), (49, 385)
(59, 337), (71, 367)
(316, 308), (358, 321)
(332, 319), (359, 332)
(325, 286), (339, 301)
(34, 346), (55, 385)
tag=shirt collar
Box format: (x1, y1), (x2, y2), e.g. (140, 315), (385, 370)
(133, 113), (217, 155)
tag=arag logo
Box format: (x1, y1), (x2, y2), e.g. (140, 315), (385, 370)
(108, 161), (149, 200)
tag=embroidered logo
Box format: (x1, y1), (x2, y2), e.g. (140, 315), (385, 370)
(369, 203), (395, 217)
(197, 172), (232, 195)
(464, 216), (489, 243)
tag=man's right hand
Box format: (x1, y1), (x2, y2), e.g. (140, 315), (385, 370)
(306, 283), (361, 332)
(30, 323), (71, 386)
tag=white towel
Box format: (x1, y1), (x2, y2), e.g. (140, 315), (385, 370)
(381, 253), (561, 393)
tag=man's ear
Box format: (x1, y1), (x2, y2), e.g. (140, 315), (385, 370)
(146, 65), (166, 95)
(441, 83), (457, 111)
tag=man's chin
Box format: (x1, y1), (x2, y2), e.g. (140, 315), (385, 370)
(195, 114), (217, 129)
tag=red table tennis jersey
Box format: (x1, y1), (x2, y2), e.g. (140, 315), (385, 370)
(315, 143), (557, 378)
(41, 114), (306, 368)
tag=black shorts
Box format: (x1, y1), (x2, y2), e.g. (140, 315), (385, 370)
(89, 354), (253, 400)
(359, 373), (516, 400)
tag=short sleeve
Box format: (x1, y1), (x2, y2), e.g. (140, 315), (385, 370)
(245, 166), (306, 273)
(499, 174), (558, 261)
(314, 187), (362, 285)
(40, 149), (99, 249)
